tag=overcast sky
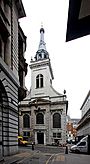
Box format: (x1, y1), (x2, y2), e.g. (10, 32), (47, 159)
(20, 0), (90, 119)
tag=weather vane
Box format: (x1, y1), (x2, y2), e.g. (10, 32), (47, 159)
(41, 22), (43, 28)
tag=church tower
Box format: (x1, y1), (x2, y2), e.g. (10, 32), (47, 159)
(19, 27), (68, 145)
(30, 27), (54, 99)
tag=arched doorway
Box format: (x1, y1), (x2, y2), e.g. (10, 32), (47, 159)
(0, 81), (8, 159)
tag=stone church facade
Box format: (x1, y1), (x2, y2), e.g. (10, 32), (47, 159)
(19, 27), (68, 145)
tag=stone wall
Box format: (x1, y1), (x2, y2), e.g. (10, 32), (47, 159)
(0, 58), (19, 156)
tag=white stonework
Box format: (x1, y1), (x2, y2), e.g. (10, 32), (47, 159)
(19, 27), (68, 145)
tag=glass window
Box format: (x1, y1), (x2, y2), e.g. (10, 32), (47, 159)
(53, 113), (61, 128)
(23, 114), (30, 128)
(53, 133), (56, 138)
(53, 133), (61, 138)
(57, 133), (61, 138)
(36, 74), (43, 88)
(41, 75), (43, 87)
(77, 141), (86, 146)
(36, 113), (44, 124)
(36, 75), (39, 88)
(23, 131), (30, 137)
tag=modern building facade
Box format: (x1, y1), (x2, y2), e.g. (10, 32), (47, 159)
(66, 115), (79, 143)
(0, 0), (27, 159)
(19, 27), (68, 145)
(66, 0), (90, 41)
(77, 90), (90, 137)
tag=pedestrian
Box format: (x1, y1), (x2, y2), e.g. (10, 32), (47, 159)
(32, 142), (34, 150)
(65, 145), (68, 154)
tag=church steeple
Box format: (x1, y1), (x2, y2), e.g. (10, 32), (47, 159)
(35, 26), (49, 61)
(38, 27), (46, 50)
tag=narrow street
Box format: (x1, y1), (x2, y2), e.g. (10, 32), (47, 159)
(1, 145), (90, 164)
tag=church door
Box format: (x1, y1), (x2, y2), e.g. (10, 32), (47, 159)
(37, 132), (44, 144)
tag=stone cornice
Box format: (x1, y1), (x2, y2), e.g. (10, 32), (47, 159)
(30, 59), (50, 68)
(30, 58), (54, 79)
(77, 114), (90, 130)
(77, 108), (90, 130)
(50, 100), (68, 105)
(19, 100), (68, 109)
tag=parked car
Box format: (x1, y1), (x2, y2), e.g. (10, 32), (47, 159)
(70, 135), (90, 154)
(18, 136), (28, 146)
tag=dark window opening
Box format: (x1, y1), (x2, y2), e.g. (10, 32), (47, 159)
(57, 133), (61, 138)
(39, 53), (42, 59)
(36, 74), (43, 88)
(23, 131), (30, 137)
(36, 113), (44, 124)
(44, 54), (46, 58)
(53, 113), (61, 128)
(53, 133), (56, 138)
(41, 75), (43, 87)
(23, 114), (30, 128)
(36, 75), (39, 88)
(53, 133), (61, 138)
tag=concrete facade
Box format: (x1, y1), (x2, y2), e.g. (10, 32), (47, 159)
(77, 90), (90, 137)
(19, 27), (68, 146)
(0, 0), (26, 159)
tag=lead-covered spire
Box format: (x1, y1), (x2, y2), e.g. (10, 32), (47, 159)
(38, 27), (46, 50)
(35, 26), (49, 61)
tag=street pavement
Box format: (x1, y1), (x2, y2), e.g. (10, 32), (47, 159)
(49, 153), (90, 164)
(0, 145), (90, 164)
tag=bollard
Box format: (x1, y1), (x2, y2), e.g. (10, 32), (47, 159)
(32, 142), (34, 150)
(65, 145), (68, 154)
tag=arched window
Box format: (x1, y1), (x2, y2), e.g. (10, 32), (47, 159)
(36, 113), (44, 124)
(53, 113), (61, 128)
(36, 74), (43, 88)
(23, 114), (30, 128)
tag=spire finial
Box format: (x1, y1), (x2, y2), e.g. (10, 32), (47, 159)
(41, 22), (43, 28)
(40, 22), (44, 33)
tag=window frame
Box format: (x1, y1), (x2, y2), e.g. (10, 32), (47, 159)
(53, 133), (61, 138)
(23, 114), (30, 128)
(36, 113), (44, 124)
(36, 74), (43, 88)
(53, 113), (61, 128)
(77, 141), (86, 146)
(23, 131), (30, 137)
